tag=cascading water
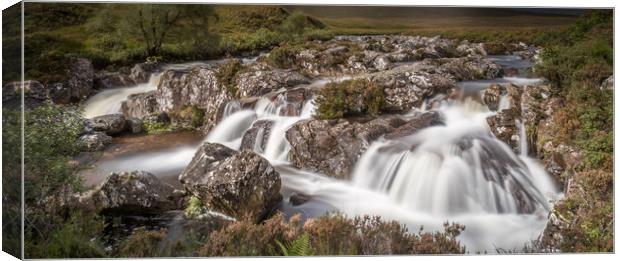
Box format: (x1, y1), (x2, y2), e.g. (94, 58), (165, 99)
(83, 73), (163, 118)
(206, 90), (316, 162)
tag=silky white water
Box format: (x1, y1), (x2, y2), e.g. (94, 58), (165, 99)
(82, 54), (558, 253)
(83, 73), (163, 118)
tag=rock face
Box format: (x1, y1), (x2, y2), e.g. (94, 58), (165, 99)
(483, 83), (503, 111)
(48, 57), (96, 104)
(235, 65), (309, 97)
(486, 108), (520, 152)
(385, 111), (443, 139)
(286, 115), (410, 179)
(78, 132), (112, 152)
(157, 66), (231, 132)
(2, 80), (48, 108)
(131, 61), (160, 84)
(179, 142), (282, 222)
(81, 171), (176, 215)
(90, 114), (128, 135)
(367, 65), (456, 111)
(600, 75), (613, 90)
(417, 57), (503, 81)
(240, 120), (274, 152)
(121, 91), (160, 119)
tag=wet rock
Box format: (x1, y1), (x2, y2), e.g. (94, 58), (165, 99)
(95, 70), (136, 89)
(289, 193), (310, 206)
(121, 91), (159, 119)
(2, 80), (48, 108)
(600, 75), (613, 90)
(78, 132), (112, 152)
(90, 114), (128, 135)
(486, 108), (520, 151)
(483, 83), (503, 111)
(418, 57), (503, 81)
(456, 41), (487, 57)
(81, 171), (177, 215)
(235, 66), (309, 97)
(240, 120), (274, 152)
(64, 57), (96, 100)
(127, 117), (144, 134)
(179, 142), (282, 223)
(385, 111), (443, 139)
(156, 66), (231, 132)
(130, 61), (159, 84)
(367, 65), (456, 112)
(286, 115), (408, 179)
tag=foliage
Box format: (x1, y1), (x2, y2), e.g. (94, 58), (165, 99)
(0, 103), (97, 258)
(143, 121), (174, 134)
(315, 79), (385, 119)
(25, 212), (106, 258)
(215, 59), (244, 97)
(532, 10), (613, 253)
(200, 212), (465, 256)
(276, 232), (314, 256)
(177, 106), (206, 129)
(185, 196), (207, 218)
(550, 170), (613, 252)
(265, 45), (301, 69)
(117, 228), (168, 257)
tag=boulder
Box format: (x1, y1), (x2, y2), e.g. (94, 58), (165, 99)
(64, 57), (95, 100)
(121, 91), (159, 119)
(483, 83), (503, 111)
(2, 80), (47, 108)
(78, 132), (112, 152)
(130, 61), (160, 84)
(127, 117), (144, 134)
(367, 65), (456, 112)
(240, 120), (274, 153)
(289, 192), (310, 206)
(156, 66), (231, 132)
(179, 142), (282, 223)
(417, 57), (503, 81)
(600, 75), (613, 90)
(286, 115), (408, 179)
(90, 114), (128, 135)
(486, 108), (520, 152)
(81, 171), (176, 215)
(95, 70), (136, 89)
(385, 111), (444, 139)
(235, 66), (309, 97)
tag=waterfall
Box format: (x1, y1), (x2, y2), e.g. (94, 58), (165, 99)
(206, 91), (316, 162)
(83, 73), (163, 118)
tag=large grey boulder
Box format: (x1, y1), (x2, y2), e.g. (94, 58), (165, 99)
(156, 66), (231, 132)
(286, 115), (409, 179)
(121, 91), (159, 119)
(78, 131), (112, 152)
(235, 65), (309, 97)
(367, 65), (457, 112)
(48, 57), (96, 104)
(179, 142), (282, 223)
(90, 114), (128, 135)
(81, 171), (177, 215)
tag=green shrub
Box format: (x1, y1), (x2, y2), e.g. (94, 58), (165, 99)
(265, 45), (301, 69)
(25, 212), (105, 258)
(315, 79), (385, 119)
(143, 121), (174, 134)
(215, 59), (244, 97)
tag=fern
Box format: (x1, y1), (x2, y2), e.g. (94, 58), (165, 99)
(276, 232), (314, 256)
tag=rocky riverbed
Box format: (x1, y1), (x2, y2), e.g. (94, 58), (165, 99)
(5, 34), (586, 253)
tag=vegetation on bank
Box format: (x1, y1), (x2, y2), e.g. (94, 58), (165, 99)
(3, 4), (331, 84)
(532, 10), (613, 252)
(1, 4), (612, 257)
(315, 79), (385, 120)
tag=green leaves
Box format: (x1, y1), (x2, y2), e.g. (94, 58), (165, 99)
(276, 232), (314, 256)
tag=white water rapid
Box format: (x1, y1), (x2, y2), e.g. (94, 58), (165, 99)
(83, 55), (559, 253)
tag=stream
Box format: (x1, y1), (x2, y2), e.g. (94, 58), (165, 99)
(81, 54), (559, 253)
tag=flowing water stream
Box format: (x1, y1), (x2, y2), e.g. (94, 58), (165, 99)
(82, 55), (559, 253)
